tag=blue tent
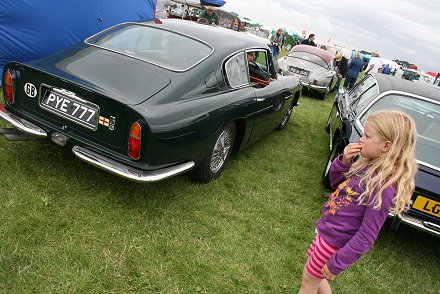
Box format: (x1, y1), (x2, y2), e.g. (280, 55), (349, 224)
(0, 0), (156, 85)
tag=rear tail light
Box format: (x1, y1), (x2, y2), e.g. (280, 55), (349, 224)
(4, 70), (15, 104)
(313, 79), (317, 85)
(128, 122), (142, 160)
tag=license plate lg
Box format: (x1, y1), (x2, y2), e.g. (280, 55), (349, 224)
(41, 89), (100, 130)
(412, 195), (440, 219)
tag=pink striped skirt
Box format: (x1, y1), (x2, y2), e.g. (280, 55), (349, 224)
(305, 233), (338, 280)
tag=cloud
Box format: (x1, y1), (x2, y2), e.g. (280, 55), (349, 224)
(224, 0), (440, 71)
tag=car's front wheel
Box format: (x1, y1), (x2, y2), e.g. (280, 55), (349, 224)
(190, 122), (235, 183)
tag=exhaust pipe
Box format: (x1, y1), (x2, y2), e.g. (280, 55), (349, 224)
(0, 128), (44, 141)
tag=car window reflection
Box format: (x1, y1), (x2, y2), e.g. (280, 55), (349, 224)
(350, 75), (376, 101)
(359, 94), (440, 169)
(86, 24), (212, 71)
(224, 52), (248, 88)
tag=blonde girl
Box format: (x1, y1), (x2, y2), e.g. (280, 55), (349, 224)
(299, 110), (418, 294)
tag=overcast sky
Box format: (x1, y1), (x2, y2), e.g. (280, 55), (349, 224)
(223, 0), (440, 73)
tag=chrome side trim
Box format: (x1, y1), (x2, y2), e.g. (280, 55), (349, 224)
(388, 212), (440, 237)
(0, 106), (47, 138)
(72, 146), (195, 183)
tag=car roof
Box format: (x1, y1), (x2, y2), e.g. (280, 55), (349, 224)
(145, 19), (268, 53)
(372, 73), (440, 102)
(290, 45), (334, 64)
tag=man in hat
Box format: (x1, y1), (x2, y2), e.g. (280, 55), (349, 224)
(364, 50), (382, 75)
(198, 6), (219, 25)
(334, 53), (348, 91)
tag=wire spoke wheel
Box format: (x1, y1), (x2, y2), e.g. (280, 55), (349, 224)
(210, 128), (232, 173)
(190, 122), (235, 183)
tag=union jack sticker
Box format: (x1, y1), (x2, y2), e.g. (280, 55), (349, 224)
(99, 116), (109, 127)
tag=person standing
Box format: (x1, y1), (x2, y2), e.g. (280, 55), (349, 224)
(269, 28), (284, 59)
(198, 6), (219, 25)
(343, 51), (364, 90)
(334, 53), (348, 91)
(299, 110), (417, 294)
(364, 50), (382, 75)
(301, 34), (316, 46)
(395, 67), (404, 78)
(155, 0), (168, 18)
(381, 64), (391, 75)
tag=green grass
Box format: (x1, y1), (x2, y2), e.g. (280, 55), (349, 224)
(0, 90), (439, 293)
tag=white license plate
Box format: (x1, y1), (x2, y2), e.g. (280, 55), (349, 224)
(289, 66), (309, 76)
(40, 89), (100, 130)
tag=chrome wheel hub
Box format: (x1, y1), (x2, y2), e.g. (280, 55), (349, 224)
(210, 129), (231, 173)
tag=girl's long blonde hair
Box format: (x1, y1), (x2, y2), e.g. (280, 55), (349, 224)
(346, 110), (418, 215)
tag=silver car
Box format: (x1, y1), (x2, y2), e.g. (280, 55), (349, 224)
(277, 45), (337, 99)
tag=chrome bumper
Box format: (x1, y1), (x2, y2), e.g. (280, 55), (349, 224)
(72, 146), (195, 183)
(388, 212), (440, 237)
(0, 105), (47, 138)
(299, 82), (328, 92)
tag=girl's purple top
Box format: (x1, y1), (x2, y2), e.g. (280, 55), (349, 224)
(316, 155), (396, 275)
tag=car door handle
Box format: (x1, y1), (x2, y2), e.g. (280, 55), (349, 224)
(255, 98), (265, 102)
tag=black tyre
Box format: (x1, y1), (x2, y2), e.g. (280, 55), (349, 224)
(319, 90), (328, 100)
(190, 122), (235, 183)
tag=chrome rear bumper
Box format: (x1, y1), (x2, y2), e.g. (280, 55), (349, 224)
(72, 146), (195, 183)
(388, 212), (440, 237)
(0, 105), (47, 138)
(0, 105), (194, 182)
(299, 82), (328, 93)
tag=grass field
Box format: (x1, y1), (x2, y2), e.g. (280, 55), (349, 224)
(0, 90), (439, 293)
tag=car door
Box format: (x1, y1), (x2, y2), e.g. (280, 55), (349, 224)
(245, 49), (287, 144)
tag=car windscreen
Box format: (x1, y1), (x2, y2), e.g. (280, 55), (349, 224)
(287, 51), (329, 68)
(358, 94), (440, 170)
(86, 23), (213, 71)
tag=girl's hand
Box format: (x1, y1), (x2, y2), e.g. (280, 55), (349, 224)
(342, 143), (362, 165)
(321, 264), (336, 281)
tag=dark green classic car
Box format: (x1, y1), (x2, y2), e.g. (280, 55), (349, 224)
(1, 19), (301, 183)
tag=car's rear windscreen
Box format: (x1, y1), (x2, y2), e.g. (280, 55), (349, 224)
(86, 23), (213, 71)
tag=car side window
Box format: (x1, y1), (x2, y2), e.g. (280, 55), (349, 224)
(352, 85), (378, 109)
(224, 52), (249, 88)
(350, 76), (376, 102)
(350, 76), (378, 108)
(246, 50), (272, 87)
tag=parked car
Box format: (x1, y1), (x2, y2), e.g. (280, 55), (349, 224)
(324, 73), (440, 237)
(0, 19), (301, 183)
(167, 0), (242, 31)
(402, 68), (420, 81)
(277, 44), (337, 99)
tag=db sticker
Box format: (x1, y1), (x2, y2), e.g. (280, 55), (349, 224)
(24, 83), (37, 98)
